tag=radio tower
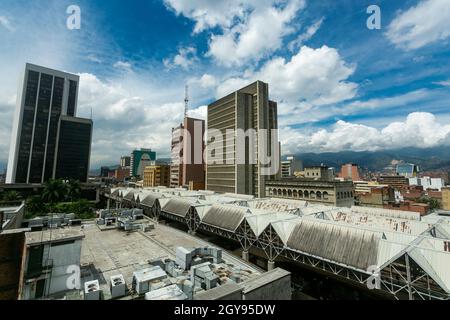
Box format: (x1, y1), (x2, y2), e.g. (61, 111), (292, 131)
(184, 85), (189, 119)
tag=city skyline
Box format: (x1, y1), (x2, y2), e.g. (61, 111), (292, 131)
(1, 0), (450, 170)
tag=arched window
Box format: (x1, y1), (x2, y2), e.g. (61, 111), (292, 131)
(283, 189), (287, 197)
(288, 189), (292, 197)
(310, 191), (316, 199)
(316, 191), (322, 200)
(278, 189), (282, 196)
(293, 190), (298, 198)
(299, 190), (304, 198)
(323, 192), (329, 200)
(304, 191), (309, 198)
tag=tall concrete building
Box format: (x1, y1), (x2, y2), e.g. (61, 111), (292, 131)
(170, 117), (205, 188)
(6, 63), (91, 183)
(206, 81), (279, 197)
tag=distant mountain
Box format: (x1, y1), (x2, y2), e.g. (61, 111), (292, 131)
(296, 146), (450, 172)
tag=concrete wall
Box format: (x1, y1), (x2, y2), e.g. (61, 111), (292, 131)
(0, 230), (26, 300)
(241, 269), (291, 300)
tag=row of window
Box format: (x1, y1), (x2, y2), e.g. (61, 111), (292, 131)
(268, 189), (354, 201)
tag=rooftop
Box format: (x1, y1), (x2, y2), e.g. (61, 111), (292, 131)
(25, 228), (85, 246)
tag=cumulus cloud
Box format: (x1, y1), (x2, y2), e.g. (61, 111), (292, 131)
(165, 0), (305, 66)
(163, 47), (198, 70)
(386, 0), (450, 50)
(77, 73), (185, 166)
(164, 0), (275, 33)
(280, 112), (450, 154)
(217, 45), (358, 107)
(208, 0), (305, 66)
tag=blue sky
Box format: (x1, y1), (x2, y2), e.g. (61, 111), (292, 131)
(0, 0), (450, 169)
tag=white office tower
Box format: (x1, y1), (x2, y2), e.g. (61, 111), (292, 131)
(6, 63), (83, 184)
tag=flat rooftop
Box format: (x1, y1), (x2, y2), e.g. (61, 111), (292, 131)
(79, 220), (261, 299)
(25, 228), (85, 246)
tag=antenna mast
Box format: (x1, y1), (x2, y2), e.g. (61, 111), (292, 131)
(184, 85), (189, 119)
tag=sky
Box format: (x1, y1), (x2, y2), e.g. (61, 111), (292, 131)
(0, 0), (450, 169)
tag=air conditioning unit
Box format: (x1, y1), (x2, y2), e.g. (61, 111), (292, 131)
(110, 275), (126, 299)
(84, 280), (101, 300)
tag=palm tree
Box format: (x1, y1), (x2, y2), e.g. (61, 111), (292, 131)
(66, 180), (81, 202)
(42, 179), (67, 204)
(25, 195), (47, 218)
(2, 190), (22, 202)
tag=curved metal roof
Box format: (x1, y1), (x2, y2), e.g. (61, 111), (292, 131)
(202, 205), (249, 232)
(287, 219), (382, 271)
(162, 198), (195, 217)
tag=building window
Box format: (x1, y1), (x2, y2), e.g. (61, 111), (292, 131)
(304, 191), (309, 198)
(323, 192), (329, 200)
(317, 191), (322, 200)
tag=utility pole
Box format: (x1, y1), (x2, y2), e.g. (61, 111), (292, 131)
(184, 85), (189, 120)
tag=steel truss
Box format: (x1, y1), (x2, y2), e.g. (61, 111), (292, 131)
(103, 194), (450, 300)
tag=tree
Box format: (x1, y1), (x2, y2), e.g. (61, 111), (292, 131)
(42, 179), (67, 204)
(2, 191), (22, 202)
(25, 196), (47, 218)
(66, 180), (81, 202)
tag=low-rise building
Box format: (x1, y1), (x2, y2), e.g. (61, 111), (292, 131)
(357, 186), (395, 208)
(265, 179), (354, 207)
(20, 229), (84, 300)
(378, 175), (409, 190)
(409, 176), (445, 191)
(143, 165), (171, 188)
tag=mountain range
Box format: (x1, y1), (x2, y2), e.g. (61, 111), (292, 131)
(297, 146), (450, 172)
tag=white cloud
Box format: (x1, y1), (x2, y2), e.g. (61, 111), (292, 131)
(434, 79), (450, 87)
(386, 0), (450, 50)
(281, 112), (450, 154)
(163, 47), (198, 70)
(0, 16), (14, 32)
(113, 61), (133, 73)
(288, 17), (324, 51)
(165, 0), (305, 66)
(164, 0), (274, 33)
(217, 45), (358, 107)
(208, 0), (305, 66)
(77, 73), (186, 165)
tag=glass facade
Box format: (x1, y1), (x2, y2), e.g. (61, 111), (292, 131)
(29, 73), (53, 183)
(16, 70), (39, 183)
(55, 119), (92, 182)
(43, 76), (65, 181)
(67, 80), (77, 117)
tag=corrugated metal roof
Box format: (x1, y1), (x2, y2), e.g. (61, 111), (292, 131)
(287, 219), (382, 271)
(162, 198), (195, 217)
(202, 205), (249, 232)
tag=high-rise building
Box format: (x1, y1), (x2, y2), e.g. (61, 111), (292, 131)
(53, 116), (92, 182)
(281, 156), (303, 178)
(338, 163), (361, 181)
(120, 156), (131, 168)
(144, 164), (171, 188)
(170, 117), (205, 188)
(206, 81), (279, 197)
(6, 63), (91, 183)
(130, 149), (156, 178)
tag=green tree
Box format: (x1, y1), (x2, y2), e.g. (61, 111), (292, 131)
(25, 195), (47, 218)
(2, 190), (22, 202)
(66, 180), (81, 202)
(417, 197), (441, 211)
(42, 179), (67, 204)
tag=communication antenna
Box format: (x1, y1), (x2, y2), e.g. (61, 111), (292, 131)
(184, 85), (189, 119)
